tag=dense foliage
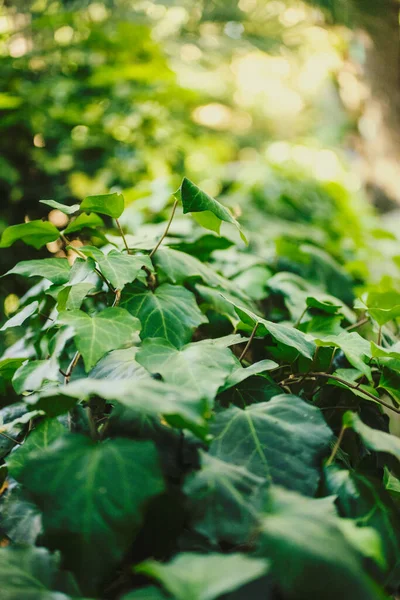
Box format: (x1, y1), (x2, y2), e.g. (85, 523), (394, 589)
(1, 177), (400, 599)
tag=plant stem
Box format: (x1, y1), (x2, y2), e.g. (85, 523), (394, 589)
(239, 322), (259, 362)
(112, 289), (121, 307)
(115, 218), (130, 254)
(149, 199), (178, 258)
(294, 306), (307, 328)
(0, 431), (21, 445)
(346, 317), (369, 331)
(64, 350), (81, 385)
(377, 325), (382, 346)
(326, 424), (348, 466)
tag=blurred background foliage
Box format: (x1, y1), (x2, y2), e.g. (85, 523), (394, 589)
(2, 0), (400, 308)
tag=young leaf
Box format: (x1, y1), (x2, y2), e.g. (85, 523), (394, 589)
(136, 552), (269, 600)
(175, 178), (248, 244)
(210, 394), (333, 496)
(314, 332), (372, 381)
(40, 199), (80, 214)
(64, 212), (104, 235)
(3, 258), (71, 285)
(0, 220), (60, 249)
(78, 246), (152, 290)
(10, 435), (165, 595)
(80, 192), (124, 218)
(121, 282), (207, 348)
(136, 337), (237, 404)
(184, 452), (268, 544)
(220, 359), (279, 392)
(1, 301), (38, 331)
(59, 308), (141, 371)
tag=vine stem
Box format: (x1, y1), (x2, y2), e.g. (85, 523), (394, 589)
(346, 317), (369, 331)
(64, 350), (81, 385)
(377, 326), (382, 346)
(239, 322), (259, 362)
(115, 219), (130, 254)
(294, 307), (307, 329)
(326, 423), (348, 466)
(149, 199), (178, 258)
(0, 431), (21, 446)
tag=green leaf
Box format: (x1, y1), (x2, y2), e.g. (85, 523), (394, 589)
(78, 246), (152, 290)
(0, 358), (26, 382)
(0, 220), (60, 249)
(0, 546), (73, 600)
(219, 375), (283, 407)
(184, 452), (268, 544)
(121, 282), (207, 348)
(361, 290), (400, 326)
(40, 199), (80, 215)
(314, 332), (372, 381)
(210, 395), (332, 495)
(228, 300), (316, 360)
(33, 377), (210, 437)
(220, 359), (279, 392)
(175, 178), (248, 244)
(11, 435), (165, 594)
(89, 347), (149, 381)
(136, 552), (269, 600)
(136, 337), (237, 404)
(344, 411), (400, 462)
(1, 301), (38, 331)
(121, 588), (168, 600)
(12, 359), (60, 393)
(64, 212), (104, 235)
(7, 418), (66, 479)
(153, 247), (225, 288)
(56, 282), (95, 311)
(3, 258), (71, 285)
(259, 486), (386, 600)
(59, 307), (141, 371)
(80, 192), (125, 218)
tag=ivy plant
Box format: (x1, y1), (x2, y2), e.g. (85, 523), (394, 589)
(1, 180), (400, 599)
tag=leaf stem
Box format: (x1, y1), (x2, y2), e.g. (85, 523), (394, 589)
(346, 317), (369, 331)
(377, 325), (382, 346)
(239, 322), (259, 362)
(294, 306), (307, 328)
(64, 350), (81, 385)
(326, 423), (348, 466)
(115, 218), (130, 254)
(0, 431), (21, 446)
(149, 199), (178, 258)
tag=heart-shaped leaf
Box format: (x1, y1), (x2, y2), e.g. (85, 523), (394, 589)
(0, 221), (60, 249)
(80, 192), (124, 218)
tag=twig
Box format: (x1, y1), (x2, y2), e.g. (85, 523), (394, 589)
(346, 317), (369, 331)
(239, 322), (259, 362)
(0, 431), (21, 445)
(294, 307), (307, 328)
(326, 423), (348, 466)
(115, 218), (130, 254)
(112, 289), (121, 308)
(149, 199), (178, 258)
(64, 351), (81, 385)
(377, 325), (382, 346)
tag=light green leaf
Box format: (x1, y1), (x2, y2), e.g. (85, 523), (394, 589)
(228, 300), (315, 360)
(0, 221), (60, 249)
(59, 308), (141, 371)
(136, 552), (269, 600)
(89, 347), (149, 381)
(11, 435), (164, 595)
(175, 178), (248, 244)
(220, 359), (279, 392)
(314, 332), (372, 381)
(3, 258), (71, 285)
(184, 452), (268, 544)
(80, 192), (124, 218)
(121, 282), (207, 348)
(361, 290), (400, 326)
(0, 546), (73, 600)
(344, 411), (400, 462)
(153, 247), (225, 288)
(137, 338), (236, 405)
(259, 486), (386, 600)
(78, 246), (152, 290)
(40, 199), (80, 215)
(64, 212), (104, 235)
(57, 282), (95, 311)
(0, 358), (26, 382)
(1, 301), (38, 331)
(210, 395), (332, 495)
(12, 359), (60, 394)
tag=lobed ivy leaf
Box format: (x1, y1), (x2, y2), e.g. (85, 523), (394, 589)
(64, 212), (104, 235)
(175, 178), (248, 244)
(136, 552), (269, 600)
(3, 258), (71, 285)
(228, 300), (316, 360)
(121, 282), (207, 348)
(314, 332), (372, 381)
(56, 282), (95, 311)
(78, 246), (152, 290)
(0, 546), (75, 600)
(9, 435), (165, 595)
(1, 301), (38, 331)
(259, 486), (386, 600)
(80, 192), (124, 218)
(220, 359), (279, 392)
(184, 452), (268, 544)
(358, 290), (400, 327)
(89, 347), (149, 380)
(210, 394), (333, 495)
(136, 337), (237, 405)
(59, 308), (141, 371)
(0, 220), (60, 249)
(153, 247), (226, 288)
(40, 199), (80, 214)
